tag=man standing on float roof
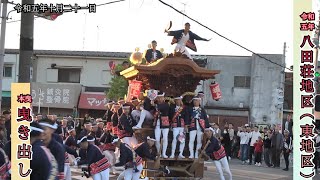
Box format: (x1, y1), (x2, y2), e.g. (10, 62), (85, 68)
(144, 40), (163, 64)
(165, 22), (211, 60)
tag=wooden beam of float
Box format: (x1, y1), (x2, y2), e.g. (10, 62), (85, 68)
(120, 55), (221, 97)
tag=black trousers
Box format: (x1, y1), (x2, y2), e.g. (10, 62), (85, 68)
(314, 151), (319, 170)
(224, 144), (231, 158)
(249, 146), (255, 164)
(283, 151), (290, 169)
(272, 148), (281, 167)
(264, 148), (272, 167)
(255, 152), (262, 163)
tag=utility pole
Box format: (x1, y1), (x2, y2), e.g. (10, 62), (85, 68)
(0, 0), (8, 114)
(181, 2), (187, 26)
(18, 0), (34, 82)
(279, 42), (286, 130)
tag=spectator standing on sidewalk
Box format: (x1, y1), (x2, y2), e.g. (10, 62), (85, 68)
(284, 115), (293, 137)
(213, 123), (221, 139)
(248, 126), (261, 165)
(263, 129), (272, 167)
(314, 130), (320, 173)
(0, 116), (7, 148)
(2, 111), (10, 141)
(246, 126), (252, 163)
(221, 125), (231, 161)
(228, 123), (235, 159)
(271, 126), (283, 168)
(253, 136), (263, 166)
(282, 130), (292, 171)
(237, 125), (250, 165)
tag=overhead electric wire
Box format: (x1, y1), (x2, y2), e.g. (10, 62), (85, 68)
(3, 0), (292, 71)
(96, 0), (126, 7)
(158, 0), (292, 71)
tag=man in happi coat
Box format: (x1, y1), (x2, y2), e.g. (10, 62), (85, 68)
(188, 97), (210, 159)
(165, 22), (210, 60)
(169, 96), (189, 158)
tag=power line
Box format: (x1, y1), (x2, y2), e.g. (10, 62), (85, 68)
(139, 0), (145, 8)
(96, 0), (126, 7)
(158, 0), (292, 71)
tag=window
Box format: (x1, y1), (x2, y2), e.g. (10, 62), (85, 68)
(234, 76), (251, 88)
(3, 66), (12, 78)
(58, 69), (81, 83)
(85, 87), (109, 93)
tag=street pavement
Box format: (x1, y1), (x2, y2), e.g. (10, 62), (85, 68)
(203, 160), (293, 180)
(71, 158), (297, 180)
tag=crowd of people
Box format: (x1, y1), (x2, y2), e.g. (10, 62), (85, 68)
(236, 124), (292, 171)
(0, 91), (302, 180)
(0, 90), (233, 180)
(211, 120), (294, 172)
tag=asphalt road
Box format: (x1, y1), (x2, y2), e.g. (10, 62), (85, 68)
(71, 158), (297, 180)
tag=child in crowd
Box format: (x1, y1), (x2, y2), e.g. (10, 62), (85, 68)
(254, 136), (263, 166)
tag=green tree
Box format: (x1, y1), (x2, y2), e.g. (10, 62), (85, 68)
(107, 64), (129, 100)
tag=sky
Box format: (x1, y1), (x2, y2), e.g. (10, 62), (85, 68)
(4, 0), (293, 68)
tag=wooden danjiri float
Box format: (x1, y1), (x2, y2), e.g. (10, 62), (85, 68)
(120, 52), (220, 180)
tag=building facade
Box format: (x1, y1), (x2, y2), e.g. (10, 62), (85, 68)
(2, 49), (285, 126)
(4, 49), (129, 116)
(198, 53), (285, 128)
(1, 52), (19, 110)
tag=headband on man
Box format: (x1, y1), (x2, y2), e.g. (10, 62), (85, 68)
(39, 122), (58, 130)
(77, 136), (88, 144)
(30, 126), (44, 133)
(112, 138), (120, 144)
(205, 127), (215, 134)
(147, 136), (156, 141)
(174, 96), (183, 100)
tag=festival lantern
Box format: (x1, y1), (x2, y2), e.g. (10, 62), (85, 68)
(109, 61), (116, 75)
(127, 80), (143, 101)
(130, 47), (143, 65)
(209, 82), (222, 101)
(36, 10), (62, 21)
(108, 61), (116, 70)
(147, 89), (158, 101)
(160, 48), (167, 58)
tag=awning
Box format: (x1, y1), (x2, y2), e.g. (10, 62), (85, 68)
(78, 93), (108, 110)
(2, 91), (11, 97)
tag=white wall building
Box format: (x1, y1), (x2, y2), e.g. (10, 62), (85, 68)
(4, 49), (129, 116)
(3, 49), (285, 125)
(196, 53), (285, 128)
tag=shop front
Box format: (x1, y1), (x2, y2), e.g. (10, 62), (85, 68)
(1, 91), (11, 111)
(31, 82), (82, 117)
(78, 92), (108, 118)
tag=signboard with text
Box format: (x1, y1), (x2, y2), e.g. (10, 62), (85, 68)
(293, 2), (316, 179)
(127, 80), (142, 101)
(31, 83), (82, 109)
(12, 83), (32, 180)
(78, 93), (108, 110)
